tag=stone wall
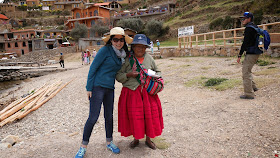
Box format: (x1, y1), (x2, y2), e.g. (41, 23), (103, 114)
(0, 46), (76, 64)
(160, 46), (280, 58)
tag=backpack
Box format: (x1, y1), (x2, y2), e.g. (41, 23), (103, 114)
(246, 25), (271, 54)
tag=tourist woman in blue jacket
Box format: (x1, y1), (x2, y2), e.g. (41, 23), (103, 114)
(75, 27), (133, 158)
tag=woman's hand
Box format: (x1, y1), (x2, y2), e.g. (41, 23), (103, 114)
(87, 91), (92, 100)
(126, 71), (139, 78)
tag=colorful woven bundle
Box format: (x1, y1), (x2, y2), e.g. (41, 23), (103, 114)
(130, 54), (164, 95)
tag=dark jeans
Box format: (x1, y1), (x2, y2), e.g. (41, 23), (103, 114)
(59, 60), (64, 68)
(82, 86), (114, 145)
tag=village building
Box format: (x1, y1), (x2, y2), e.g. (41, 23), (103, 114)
(0, 14), (9, 25)
(54, 0), (84, 11)
(65, 5), (111, 30)
(94, 1), (122, 11)
(42, 0), (56, 10)
(102, 0), (137, 4)
(0, 28), (68, 57)
(26, 0), (40, 7)
(65, 4), (112, 49)
(0, 3), (19, 13)
(0, 29), (35, 56)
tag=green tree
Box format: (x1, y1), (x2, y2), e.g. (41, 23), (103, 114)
(209, 18), (223, 30)
(145, 20), (169, 37)
(116, 18), (144, 33)
(222, 16), (233, 30)
(253, 9), (263, 25)
(90, 19), (110, 37)
(70, 22), (88, 41)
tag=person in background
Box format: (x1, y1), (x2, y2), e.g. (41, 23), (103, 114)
(116, 34), (164, 150)
(74, 27), (133, 158)
(237, 12), (262, 99)
(59, 53), (64, 68)
(81, 51), (85, 65)
(86, 49), (91, 64)
(150, 41), (154, 54)
(156, 40), (160, 50)
(92, 49), (97, 58)
(84, 51), (88, 65)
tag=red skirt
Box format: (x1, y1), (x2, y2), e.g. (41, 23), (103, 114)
(118, 86), (164, 139)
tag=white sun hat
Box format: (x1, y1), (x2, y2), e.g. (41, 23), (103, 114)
(102, 27), (133, 44)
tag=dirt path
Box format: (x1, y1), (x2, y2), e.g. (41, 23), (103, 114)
(0, 55), (279, 158)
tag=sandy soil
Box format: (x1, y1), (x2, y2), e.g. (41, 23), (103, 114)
(0, 53), (279, 158)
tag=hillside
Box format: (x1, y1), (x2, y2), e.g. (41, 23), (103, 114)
(161, 0), (280, 29)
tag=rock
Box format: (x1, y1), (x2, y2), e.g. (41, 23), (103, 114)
(0, 143), (12, 149)
(1, 135), (20, 146)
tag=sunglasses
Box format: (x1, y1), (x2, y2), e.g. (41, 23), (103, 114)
(112, 38), (125, 42)
(240, 18), (248, 21)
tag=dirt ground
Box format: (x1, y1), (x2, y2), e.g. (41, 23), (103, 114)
(0, 53), (279, 158)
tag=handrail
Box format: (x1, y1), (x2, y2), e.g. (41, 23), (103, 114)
(178, 22), (280, 48)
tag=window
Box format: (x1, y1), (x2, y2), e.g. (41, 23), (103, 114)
(23, 42), (26, 47)
(94, 10), (98, 16)
(91, 20), (95, 26)
(97, 41), (100, 45)
(15, 42), (18, 47)
(8, 43), (11, 48)
(76, 13), (80, 18)
(89, 12), (92, 16)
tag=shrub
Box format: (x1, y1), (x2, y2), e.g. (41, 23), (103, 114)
(222, 16), (233, 30)
(209, 18), (223, 30)
(205, 78), (228, 87)
(116, 18), (144, 33)
(70, 22), (88, 41)
(90, 19), (110, 37)
(145, 20), (169, 37)
(253, 9), (263, 25)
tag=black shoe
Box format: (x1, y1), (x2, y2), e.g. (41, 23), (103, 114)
(253, 88), (258, 92)
(129, 140), (139, 149)
(240, 95), (254, 99)
(145, 141), (156, 150)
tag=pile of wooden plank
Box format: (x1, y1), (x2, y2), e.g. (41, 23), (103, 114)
(0, 80), (73, 127)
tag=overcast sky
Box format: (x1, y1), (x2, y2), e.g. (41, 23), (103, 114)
(0, 0), (4, 3)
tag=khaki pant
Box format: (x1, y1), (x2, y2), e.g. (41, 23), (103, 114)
(242, 54), (260, 97)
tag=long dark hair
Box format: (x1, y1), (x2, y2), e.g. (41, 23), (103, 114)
(106, 35), (129, 53)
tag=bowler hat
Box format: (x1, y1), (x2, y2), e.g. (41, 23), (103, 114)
(131, 34), (150, 47)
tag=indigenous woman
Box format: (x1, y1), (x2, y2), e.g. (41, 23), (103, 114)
(75, 27), (133, 158)
(116, 34), (164, 150)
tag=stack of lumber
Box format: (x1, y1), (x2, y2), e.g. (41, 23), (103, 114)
(0, 80), (73, 127)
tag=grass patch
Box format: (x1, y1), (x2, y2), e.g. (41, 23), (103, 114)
(151, 137), (171, 149)
(167, 64), (176, 67)
(205, 78), (228, 86)
(211, 79), (242, 91)
(201, 66), (213, 70)
(160, 38), (178, 47)
(256, 59), (276, 66)
(181, 64), (191, 67)
(219, 70), (235, 75)
(184, 76), (208, 87)
(255, 68), (279, 76)
(185, 76), (241, 90)
(255, 77), (280, 88)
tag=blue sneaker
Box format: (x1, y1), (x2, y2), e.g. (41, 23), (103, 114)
(106, 141), (120, 154)
(75, 147), (86, 158)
